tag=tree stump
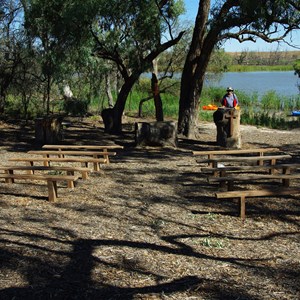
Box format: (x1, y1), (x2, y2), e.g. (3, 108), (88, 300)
(35, 115), (64, 144)
(101, 108), (114, 133)
(135, 121), (178, 147)
(213, 108), (241, 149)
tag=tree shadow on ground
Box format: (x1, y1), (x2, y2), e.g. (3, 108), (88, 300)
(0, 229), (272, 300)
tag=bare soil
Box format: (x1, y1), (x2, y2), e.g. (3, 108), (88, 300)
(0, 116), (300, 300)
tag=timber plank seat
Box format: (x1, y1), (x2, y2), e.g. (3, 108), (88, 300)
(0, 173), (79, 202)
(27, 150), (116, 164)
(193, 147), (279, 156)
(0, 165), (90, 180)
(8, 157), (106, 172)
(215, 188), (300, 219)
(200, 163), (300, 176)
(207, 173), (300, 190)
(42, 145), (124, 164)
(193, 148), (280, 167)
(196, 154), (292, 168)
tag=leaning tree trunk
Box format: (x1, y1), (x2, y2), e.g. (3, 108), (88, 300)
(102, 75), (138, 134)
(177, 0), (214, 139)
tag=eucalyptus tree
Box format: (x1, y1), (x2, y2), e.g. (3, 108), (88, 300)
(22, 0), (185, 130)
(0, 0), (24, 114)
(88, 0), (185, 133)
(22, 0), (96, 115)
(178, 0), (300, 138)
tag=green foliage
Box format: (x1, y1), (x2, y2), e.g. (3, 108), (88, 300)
(293, 59), (300, 77)
(260, 91), (281, 110)
(208, 50), (232, 73)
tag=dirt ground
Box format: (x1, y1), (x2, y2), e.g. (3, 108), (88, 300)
(0, 116), (300, 300)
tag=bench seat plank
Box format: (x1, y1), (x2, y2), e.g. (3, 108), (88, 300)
(208, 173), (300, 189)
(193, 147), (279, 156)
(0, 165), (90, 180)
(215, 188), (300, 219)
(201, 163), (300, 176)
(8, 157), (106, 171)
(27, 150), (117, 164)
(42, 145), (123, 150)
(196, 154), (292, 168)
(0, 173), (79, 202)
(28, 150), (116, 156)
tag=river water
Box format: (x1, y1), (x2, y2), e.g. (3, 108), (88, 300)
(206, 71), (299, 98)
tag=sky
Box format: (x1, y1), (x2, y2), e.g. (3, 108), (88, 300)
(182, 0), (300, 52)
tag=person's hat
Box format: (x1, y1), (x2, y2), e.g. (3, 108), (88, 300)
(226, 87), (234, 91)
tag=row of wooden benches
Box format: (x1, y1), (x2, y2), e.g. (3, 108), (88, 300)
(193, 147), (300, 219)
(0, 144), (123, 202)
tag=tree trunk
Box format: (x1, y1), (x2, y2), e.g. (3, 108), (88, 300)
(105, 73), (114, 108)
(177, 0), (217, 139)
(102, 75), (138, 134)
(151, 73), (164, 121)
(135, 121), (177, 147)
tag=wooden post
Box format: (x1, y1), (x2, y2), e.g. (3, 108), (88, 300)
(35, 115), (63, 144)
(213, 108), (241, 148)
(225, 110), (237, 137)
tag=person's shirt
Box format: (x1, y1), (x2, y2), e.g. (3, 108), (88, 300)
(221, 93), (239, 108)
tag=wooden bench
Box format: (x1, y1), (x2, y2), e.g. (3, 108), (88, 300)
(42, 145), (124, 163)
(27, 150), (116, 164)
(8, 157), (106, 171)
(196, 154), (292, 168)
(215, 188), (300, 219)
(0, 173), (79, 202)
(0, 165), (91, 181)
(200, 163), (300, 176)
(193, 148), (280, 167)
(207, 173), (300, 190)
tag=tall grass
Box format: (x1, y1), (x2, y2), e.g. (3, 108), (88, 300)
(5, 75), (299, 130)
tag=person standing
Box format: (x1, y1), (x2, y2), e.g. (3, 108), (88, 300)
(221, 87), (239, 108)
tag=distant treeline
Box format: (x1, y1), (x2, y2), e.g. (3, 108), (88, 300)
(227, 50), (299, 66)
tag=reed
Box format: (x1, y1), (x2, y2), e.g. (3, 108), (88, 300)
(120, 83), (300, 130)
(228, 65), (293, 72)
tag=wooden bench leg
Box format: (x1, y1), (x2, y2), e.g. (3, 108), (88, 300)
(43, 155), (50, 167)
(47, 180), (58, 202)
(102, 149), (109, 164)
(4, 170), (14, 183)
(94, 162), (100, 172)
(66, 171), (75, 188)
(81, 171), (88, 180)
(93, 154), (101, 171)
(240, 196), (246, 220)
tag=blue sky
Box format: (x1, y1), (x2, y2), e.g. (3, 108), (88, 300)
(183, 0), (300, 52)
